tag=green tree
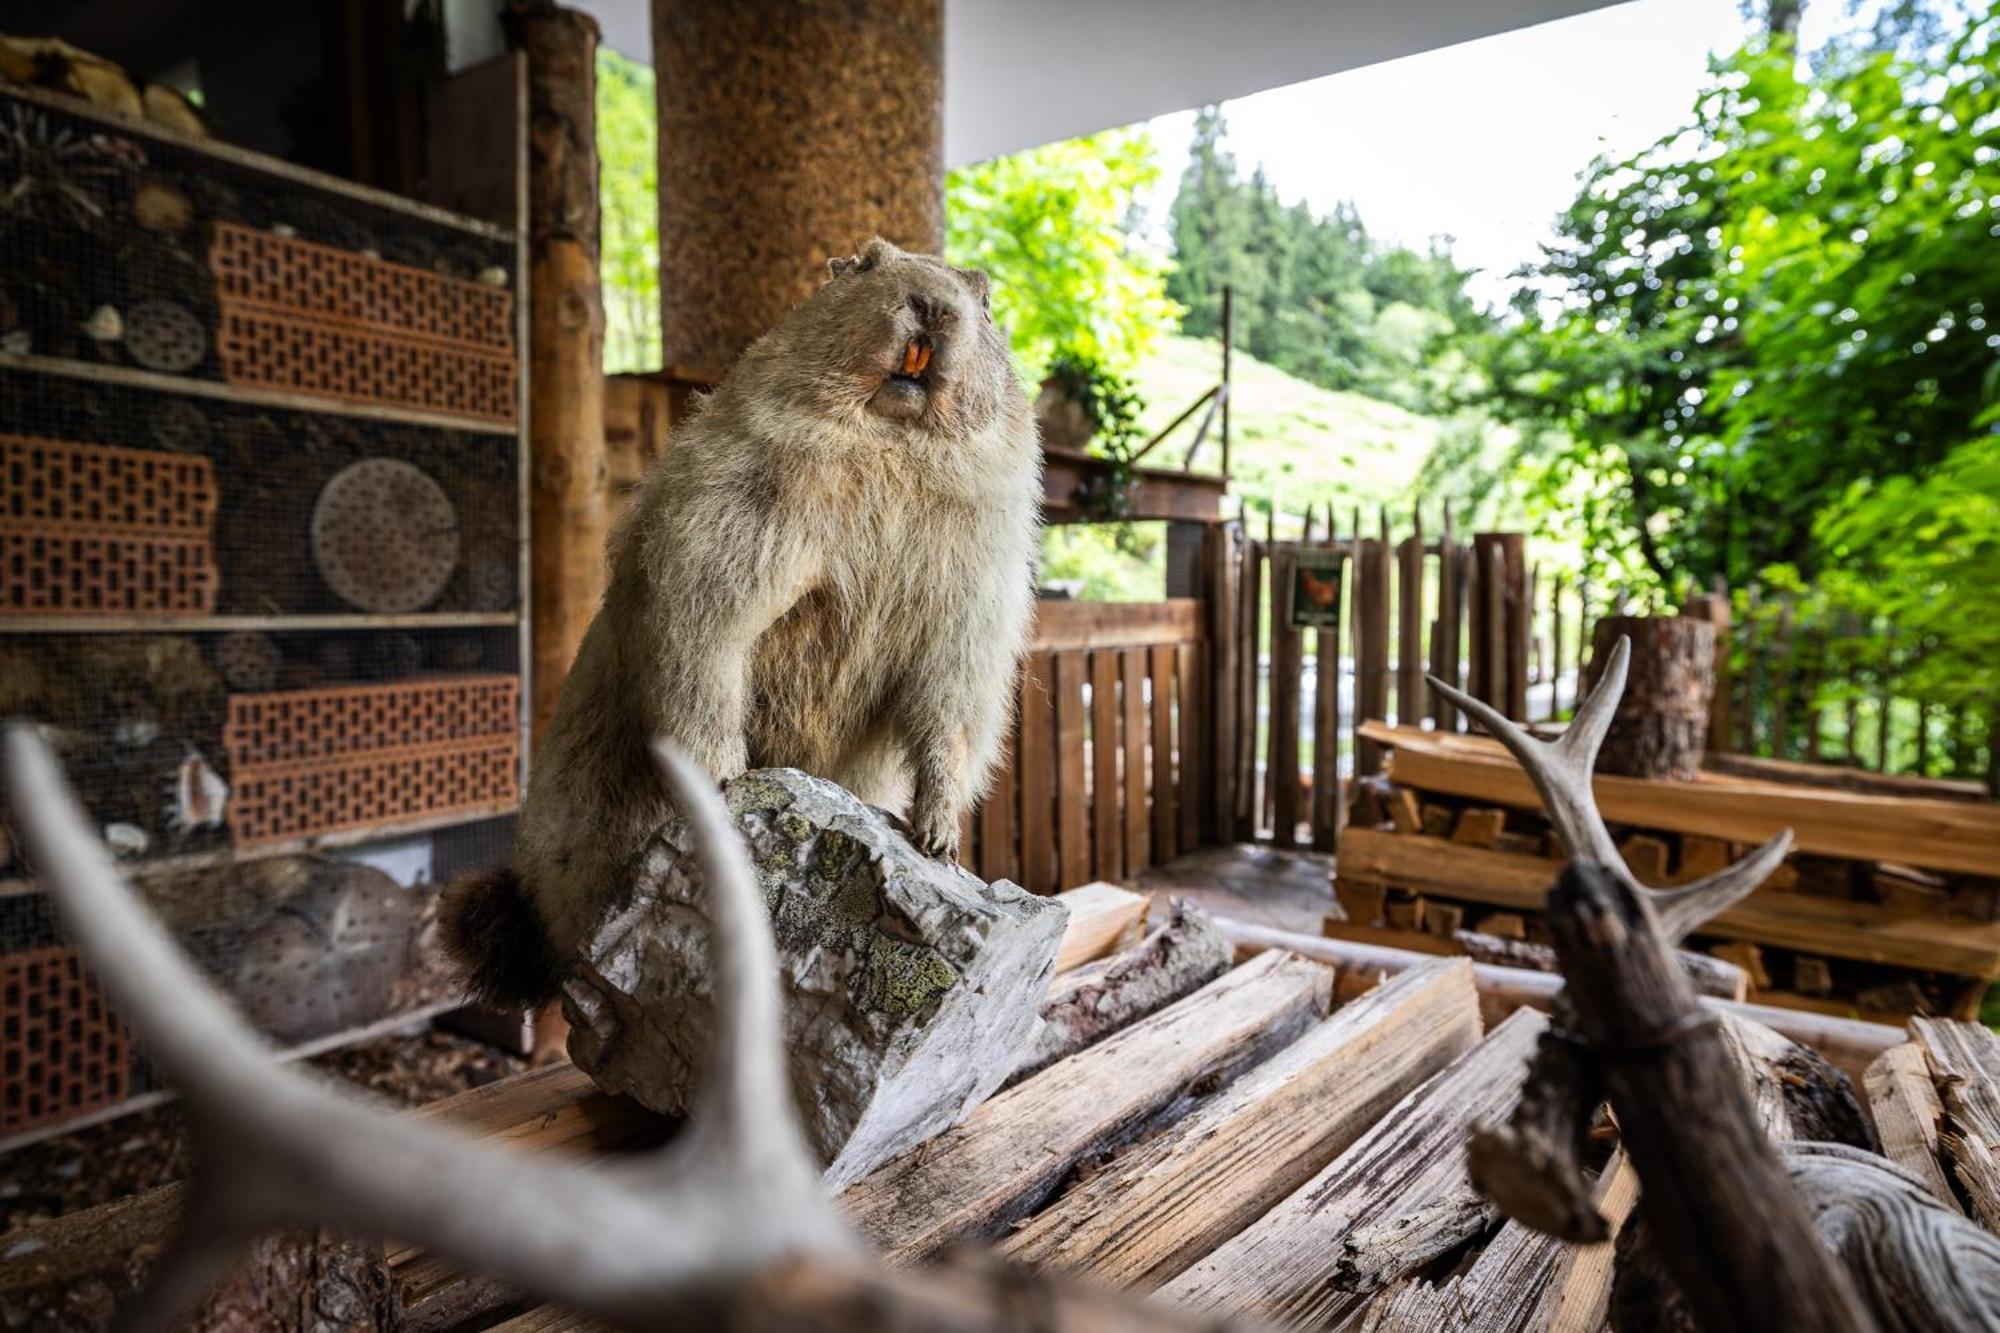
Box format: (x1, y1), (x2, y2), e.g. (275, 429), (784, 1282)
(944, 127), (1182, 379)
(596, 48), (661, 374)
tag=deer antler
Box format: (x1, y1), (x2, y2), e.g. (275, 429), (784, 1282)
(2, 726), (858, 1332)
(1426, 635), (1792, 944)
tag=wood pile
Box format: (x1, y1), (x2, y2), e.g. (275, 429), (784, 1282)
(1331, 722), (2000, 1024)
(13, 874), (1987, 1333)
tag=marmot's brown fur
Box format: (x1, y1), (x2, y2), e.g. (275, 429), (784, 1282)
(442, 239), (1043, 1009)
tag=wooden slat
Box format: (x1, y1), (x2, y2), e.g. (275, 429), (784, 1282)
(1355, 538), (1391, 775)
(1433, 515), (1461, 732)
(1206, 523), (1239, 847)
(1863, 1041), (1961, 1209)
(1311, 544), (1343, 851)
(1157, 1007), (1547, 1329)
(1269, 547), (1304, 847)
(1122, 648), (1151, 875)
(1090, 650), (1123, 882)
(1151, 642), (1179, 861)
(1238, 537), (1265, 839)
(1179, 639), (1204, 853)
(999, 957), (1480, 1289)
(1052, 882), (1150, 972)
(1396, 525), (1424, 725)
(1054, 652), (1089, 889)
(1017, 652), (1056, 893)
(1338, 824), (2000, 978)
(1368, 723), (2000, 879)
(840, 950), (1334, 1264)
(977, 730), (1017, 884)
(1030, 598), (1204, 651)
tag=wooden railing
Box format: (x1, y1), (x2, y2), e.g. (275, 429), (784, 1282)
(960, 599), (1209, 893)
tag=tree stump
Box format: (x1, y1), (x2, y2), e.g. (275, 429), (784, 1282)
(1584, 616), (1716, 780)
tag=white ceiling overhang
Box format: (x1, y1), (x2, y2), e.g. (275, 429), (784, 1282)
(569, 0), (1630, 166)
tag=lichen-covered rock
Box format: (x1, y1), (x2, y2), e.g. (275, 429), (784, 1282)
(562, 768), (1068, 1187)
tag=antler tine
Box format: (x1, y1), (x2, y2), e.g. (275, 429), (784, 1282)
(1425, 634), (1790, 945)
(3, 725), (854, 1328)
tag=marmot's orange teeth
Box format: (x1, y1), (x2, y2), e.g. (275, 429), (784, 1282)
(901, 340), (923, 376)
(913, 342), (934, 374)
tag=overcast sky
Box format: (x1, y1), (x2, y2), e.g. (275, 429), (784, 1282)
(1136, 0), (1870, 310)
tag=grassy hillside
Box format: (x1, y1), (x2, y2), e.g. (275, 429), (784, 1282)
(1129, 336), (1445, 523)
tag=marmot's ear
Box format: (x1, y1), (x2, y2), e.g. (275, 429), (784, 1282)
(827, 254), (859, 279)
(957, 267), (992, 311)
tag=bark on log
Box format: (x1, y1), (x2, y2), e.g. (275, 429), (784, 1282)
(1584, 616), (1716, 780)
(1008, 899), (1231, 1086)
(505, 1), (609, 742)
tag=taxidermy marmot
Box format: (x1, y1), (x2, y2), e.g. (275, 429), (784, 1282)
(442, 238), (1043, 1009)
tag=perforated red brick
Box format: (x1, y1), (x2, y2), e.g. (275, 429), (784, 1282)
(208, 222), (515, 352)
(213, 307), (518, 423)
(223, 675), (521, 848)
(0, 434), (219, 616)
(0, 946), (132, 1137)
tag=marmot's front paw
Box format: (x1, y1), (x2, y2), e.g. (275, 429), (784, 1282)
(910, 803), (960, 861)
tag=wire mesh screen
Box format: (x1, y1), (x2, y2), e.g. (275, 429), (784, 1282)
(0, 83), (525, 1142)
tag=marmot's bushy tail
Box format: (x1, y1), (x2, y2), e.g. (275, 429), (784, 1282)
(438, 866), (563, 1010)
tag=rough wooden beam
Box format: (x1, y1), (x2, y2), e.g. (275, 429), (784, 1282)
(1155, 1007), (1546, 1329)
(841, 949), (1331, 1264)
(1001, 957), (1481, 1290)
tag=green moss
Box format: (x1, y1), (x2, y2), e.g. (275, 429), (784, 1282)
(865, 939), (960, 1018)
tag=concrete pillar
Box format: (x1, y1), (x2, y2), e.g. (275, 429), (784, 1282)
(651, 0), (945, 373)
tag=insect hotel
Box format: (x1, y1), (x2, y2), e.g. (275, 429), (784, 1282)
(0, 4), (1996, 1333)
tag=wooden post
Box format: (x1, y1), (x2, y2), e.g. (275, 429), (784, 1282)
(507, 1), (611, 745)
(1354, 519), (1391, 777)
(1549, 571), (1566, 723)
(1220, 286), (1234, 479)
(1432, 502), (1460, 733)
(1235, 503), (1264, 841)
(1312, 517), (1343, 851)
(1270, 524), (1304, 848)
(1396, 508), (1424, 727)
(1206, 522), (1239, 847)
(1471, 532), (1530, 721)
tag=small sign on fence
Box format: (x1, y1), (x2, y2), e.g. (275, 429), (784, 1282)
(1291, 549), (1345, 628)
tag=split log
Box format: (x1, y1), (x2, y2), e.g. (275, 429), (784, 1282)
(1453, 807), (1507, 847)
(1796, 955), (1834, 996)
(1007, 900), (1231, 1086)
(1910, 1017), (2000, 1232)
(1336, 879), (1387, 927)
(1389, 787), (1423, 834)
(1357, 1149), (1638, 1333)
(1873, 864), (1949, 916)
(1583, 615), (1715, 780)
(1672, 833), (1731, 884)
(840, 949), (1331, 1264)
(1618, 833), (1670, 885)
(1481, 912), (1527, 940)
(1154, 1006), (1546, 1329)
(1052, 882), (1149, 971)
(1711, 940), (1771, 992)
(1864, 1042), (1962, 1210)
(1001, 957), (1481, 1289)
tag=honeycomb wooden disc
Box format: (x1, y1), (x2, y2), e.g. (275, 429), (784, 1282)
(310, 459), (459, 613)
(124, 299), (207, 373)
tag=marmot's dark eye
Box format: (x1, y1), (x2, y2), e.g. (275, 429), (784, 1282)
(856, 256), (875, 273)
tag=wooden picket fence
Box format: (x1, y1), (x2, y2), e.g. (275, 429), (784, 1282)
(959, 598), (1212, 893)
(1226, 507), (1534, 851)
